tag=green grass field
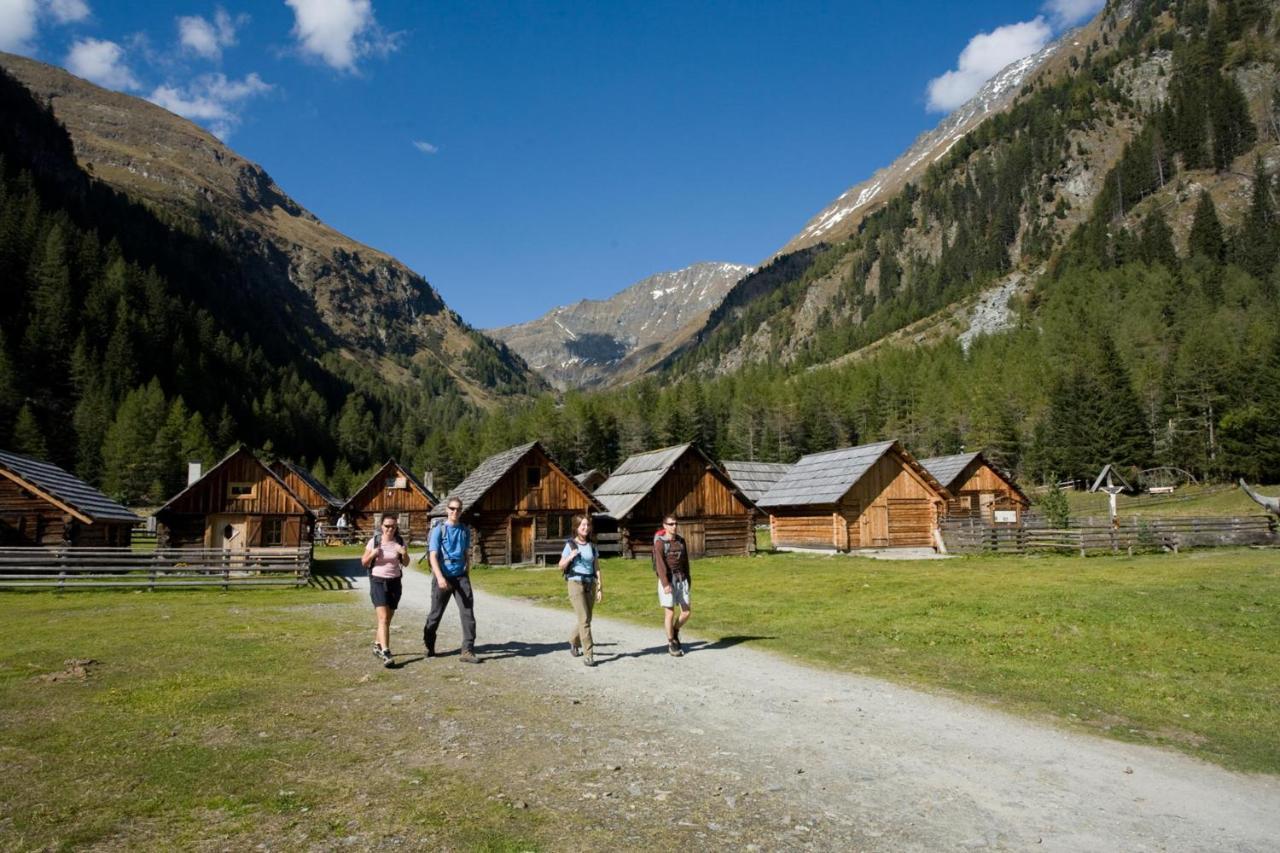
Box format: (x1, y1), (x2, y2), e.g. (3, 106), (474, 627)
(473, 546), (1280, 774)
(0, 585), (550, 851)
(1062, 482), (1278, 519)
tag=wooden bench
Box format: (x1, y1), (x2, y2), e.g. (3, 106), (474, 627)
(1147, 486), (1176, 495)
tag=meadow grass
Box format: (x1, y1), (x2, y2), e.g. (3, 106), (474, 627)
(473, 546), (1280, 774)
(0, 583), (546, 851)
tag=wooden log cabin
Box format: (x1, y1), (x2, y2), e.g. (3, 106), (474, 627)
(919, 451), (1029, 523)
(271, 459), (343, 524)
(593, 443), (756, 559)
(757, 441), (951, 551)
(154, 447), (314, 549)
(431, 441), (605, 566)
(340, 460), (438, 544)
(0, 449), (140, 546)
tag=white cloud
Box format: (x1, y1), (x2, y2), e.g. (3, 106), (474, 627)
(47, 0), (90, 24)
(177, 8), (241, 60)
(285, 0), (399, 72)
(66, 37), (140, 90)
(925, 18), (1052, 112)
(148, 71), (271, 139)
(412, 140), (438, 154)
(0, 0), (40, 54)
(1042, 0), (1104, 29)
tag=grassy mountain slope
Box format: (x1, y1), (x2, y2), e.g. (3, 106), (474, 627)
(0, 52), (541, 407)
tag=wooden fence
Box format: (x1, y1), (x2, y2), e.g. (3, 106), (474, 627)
(0, 546), (312, 590)
(941, 515), (1277, 556)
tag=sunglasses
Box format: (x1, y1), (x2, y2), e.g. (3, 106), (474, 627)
(447, 506), (462, 512)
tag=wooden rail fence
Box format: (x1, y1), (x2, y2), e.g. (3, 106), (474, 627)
(0, 546), (312, 590)
(941, 515), (1277, 556)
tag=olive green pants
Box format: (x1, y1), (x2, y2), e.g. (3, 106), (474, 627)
(567, 579), (596, 657)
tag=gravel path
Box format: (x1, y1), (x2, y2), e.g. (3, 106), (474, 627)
(363, 565), (1280, 851)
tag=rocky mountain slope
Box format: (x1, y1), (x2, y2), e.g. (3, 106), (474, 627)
(488, 261), (751, 389)
(668, 0), (1278, 379)
(0, 52), (539, 405)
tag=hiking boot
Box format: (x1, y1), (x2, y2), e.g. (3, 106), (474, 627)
(380, 648), (394, 668)
(668, 639), (683, 657)
(458, 649), (479, 664)
(373, 643), (384, 662)
(568, 642), (582, 658)
(583, 655), (596, 667)
(424, 638), (436, 658)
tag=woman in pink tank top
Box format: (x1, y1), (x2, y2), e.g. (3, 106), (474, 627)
(361, 516), (409, 667)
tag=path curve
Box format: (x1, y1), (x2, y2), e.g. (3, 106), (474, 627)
(362, 565), (1280, 851)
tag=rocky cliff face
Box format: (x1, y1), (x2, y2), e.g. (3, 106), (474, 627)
(489, 262), (752, 389)
(0, 52), (539, 404)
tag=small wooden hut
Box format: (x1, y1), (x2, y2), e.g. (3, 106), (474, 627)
(593, 443), (756, 559)
(154, 447), (313, 549)
(271, 459), (343, 524)
(919, 451), (1029, 523)
(719, 460), (792, 504)
(431, 441), (605, 565)
(0, 449), (140, 546)
(575, 469), (608, 494)
(758, 441), (950, 551)
(341, 460), (439, 544)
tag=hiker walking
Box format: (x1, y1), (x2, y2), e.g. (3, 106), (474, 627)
(424, 499), (478, 663)
(653, 513), (691, 657)
(362, 515), (409, 667)
(559, 514), (603, 667)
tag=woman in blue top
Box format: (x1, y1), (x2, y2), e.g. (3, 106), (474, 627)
(558, 514), (603, 667)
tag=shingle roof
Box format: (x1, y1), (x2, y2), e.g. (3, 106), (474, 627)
(719, 460), (792, 502)
(917, 452), (982, 491)
(593, 443), (754, 520)
(276, 459), (342, 507)
(0, 449), (140, 524)
(756, 440), (949, 508)
(431, 442), (605, 517)
(575, 469), (602, 484)
(592, 444), (691, 520)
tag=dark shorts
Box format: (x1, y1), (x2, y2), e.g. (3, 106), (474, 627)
(370, 576), (402, 610)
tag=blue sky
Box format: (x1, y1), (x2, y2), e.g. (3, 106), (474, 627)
(1, 0), (1103, 328)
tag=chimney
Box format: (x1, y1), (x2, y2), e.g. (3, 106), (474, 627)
(423, 471), (435, 493)
(187, 462), (202, 486)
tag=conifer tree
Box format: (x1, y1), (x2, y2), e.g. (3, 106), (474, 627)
(1138, 209), (1178, 269)
(1235, 158), (1279, 281)
(1188, 191), (1225, 262)
(11, 403), (48, 460)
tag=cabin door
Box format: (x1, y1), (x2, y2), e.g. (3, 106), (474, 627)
(681, 521), (705, 558)
(979, 492), (996, 521)
(863, 505), (889, 547)
(510, 518), (534, 564)
(211, 515), (247, 560)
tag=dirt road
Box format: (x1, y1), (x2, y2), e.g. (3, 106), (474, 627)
(364, 565), (1280, 851)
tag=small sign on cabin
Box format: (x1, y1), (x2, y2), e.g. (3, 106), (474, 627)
(993, 510), (1018, 524)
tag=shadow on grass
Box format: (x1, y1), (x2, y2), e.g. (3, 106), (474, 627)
(308, 557), (365, 590)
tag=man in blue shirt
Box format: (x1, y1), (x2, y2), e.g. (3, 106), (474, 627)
(424, 499), (478, 663)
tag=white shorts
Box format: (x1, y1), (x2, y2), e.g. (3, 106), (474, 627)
(658, 578), (690, 609)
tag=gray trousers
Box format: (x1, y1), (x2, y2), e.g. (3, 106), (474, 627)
(423, 574), (476, 652)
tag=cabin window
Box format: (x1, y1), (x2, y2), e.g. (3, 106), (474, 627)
(228, 482), (256, 499)
(526, 467), (542, 489)
(547, 515), (571, 538)
(262, 517), (284, 546)
(385, 476), (407, 490)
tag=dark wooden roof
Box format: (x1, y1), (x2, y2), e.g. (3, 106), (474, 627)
(341, 459), (439, 513)
(757, 440), (950, 508)
(0, 449), (140, 524)
(274, 459), (342, 507)
(156, 446), (312, 516)
(432, 441), (606, 517)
